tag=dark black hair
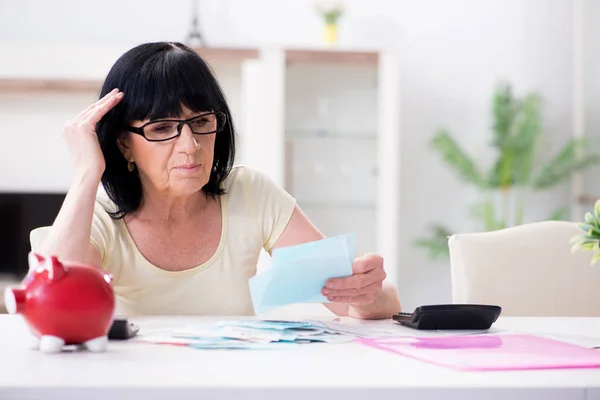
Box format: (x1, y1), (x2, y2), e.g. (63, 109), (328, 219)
(95, 42), (236, 219)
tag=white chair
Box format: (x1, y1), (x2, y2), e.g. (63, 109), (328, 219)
(448, 221), (600, 317)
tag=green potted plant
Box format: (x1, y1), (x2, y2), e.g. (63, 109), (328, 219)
(415, 82), (600, 260)
(315, 1), (344, 45)
(571, 200), (600, 265)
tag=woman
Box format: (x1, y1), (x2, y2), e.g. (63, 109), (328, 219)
(35, 42), (401, 319)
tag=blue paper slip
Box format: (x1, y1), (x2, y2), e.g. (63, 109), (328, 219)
(271, 233), (356, 266)
(249, 234), (356, 314)
(137, 319), (354, 349)
(219, 320), (322, 331)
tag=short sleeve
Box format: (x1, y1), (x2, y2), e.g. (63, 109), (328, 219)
(243, 167), (297, 252)
(29, 226), (51, 253)
(29, 196), (115, 270)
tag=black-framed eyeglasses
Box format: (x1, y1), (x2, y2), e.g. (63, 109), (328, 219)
(124, 111), (227, 142)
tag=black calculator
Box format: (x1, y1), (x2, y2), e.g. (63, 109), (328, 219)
(393, 304), (502, 330)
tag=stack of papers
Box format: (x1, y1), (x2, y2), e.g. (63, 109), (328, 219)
(137, 319), (355, 350)
(249, 234), (356, 314)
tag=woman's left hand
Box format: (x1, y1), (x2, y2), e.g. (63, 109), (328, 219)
(322, 254), (386, 305)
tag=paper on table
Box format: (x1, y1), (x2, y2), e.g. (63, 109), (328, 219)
(325, 320), (500, 338)
(136, 319), (353, 349)
(325, 320), (410, 338)
(137, 335), (289, 350)
(142, 323), (296, 344)
(357, 334), (600, 371)
(518, 332), (600, 349)
(249, 234), (356, 314)
(220, 319), (325, 332)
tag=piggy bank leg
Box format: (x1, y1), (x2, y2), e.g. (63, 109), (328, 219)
(84, 336), (108, 353)
(39, 335), (65, 354)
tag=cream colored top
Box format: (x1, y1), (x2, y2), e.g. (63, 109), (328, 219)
(35, 166), (296, 317)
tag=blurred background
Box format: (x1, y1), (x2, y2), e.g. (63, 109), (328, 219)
(0, 0), (599, 311)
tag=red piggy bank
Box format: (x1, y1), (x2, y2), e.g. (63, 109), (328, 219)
(3, 253), (115, 353)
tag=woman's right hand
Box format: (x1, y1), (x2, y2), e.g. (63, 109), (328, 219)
(62, 88), (124, 180)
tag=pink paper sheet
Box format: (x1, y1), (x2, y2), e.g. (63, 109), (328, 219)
(356, 334), (600, 372)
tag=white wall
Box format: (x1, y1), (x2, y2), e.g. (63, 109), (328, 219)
(582, 0), (600, 198)
(0, 0), (577, 310)
(390, 0), (575, 309)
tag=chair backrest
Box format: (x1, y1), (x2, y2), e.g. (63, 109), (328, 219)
(448, 221), (600, 317)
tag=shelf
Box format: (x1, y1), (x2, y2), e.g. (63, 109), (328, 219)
(191, 46), (260, 63)
(0, 78), (102, 93)
(0, 47), (378, 93)
(0, 46), (260, 93)
(285, 48), (379, 65)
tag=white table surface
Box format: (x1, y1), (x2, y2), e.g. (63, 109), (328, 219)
(1, 314), (600, 400)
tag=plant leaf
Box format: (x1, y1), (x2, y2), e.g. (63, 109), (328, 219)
(413, 224), (453, 260)
(413, 238), (450, 260)
(532, 138), (600, 189)
(591, 251), (600, 265)
(490, 82), (517, 151)
(547, 207), (568, 221)
(595, 200), (600, 224)
(571, 237), (597, 246)
(511, 93), (542, 186)
(577, 235), (598, 242)
(594, 200), (600, 216)
(470, 199), (505, 231)
(570, 236), (587, 246)
(569, 233), (597, 244)
(577, 223), (600, 236)
(570, 236), (598, 253)
(431, 129), (487, 189)
(585, 212), (597, 227)
(487, 85), (542, 189)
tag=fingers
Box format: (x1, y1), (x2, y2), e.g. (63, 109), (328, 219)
(82, 89), (124, 124)
(322, 280), (382, 298)
(321, 254), (387, 305)
(62, 88), (124, 140)
(352, 254), (383, 274)
(75, 88), (119, 119)
(326, 267), (386, 290)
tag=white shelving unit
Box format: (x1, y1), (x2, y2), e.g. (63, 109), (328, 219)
(240, 47), (401, 285)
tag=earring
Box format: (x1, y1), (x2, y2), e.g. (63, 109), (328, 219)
(127, 161), (135, 172)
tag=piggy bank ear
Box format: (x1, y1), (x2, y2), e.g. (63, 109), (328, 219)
(45, 256), (66, 281)
(28, 252), (45, 271)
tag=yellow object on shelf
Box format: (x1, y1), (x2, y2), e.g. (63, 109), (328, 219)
(323, 23), (338, 44)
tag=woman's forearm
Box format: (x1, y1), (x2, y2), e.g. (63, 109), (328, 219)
(39, 173), (101, 265)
